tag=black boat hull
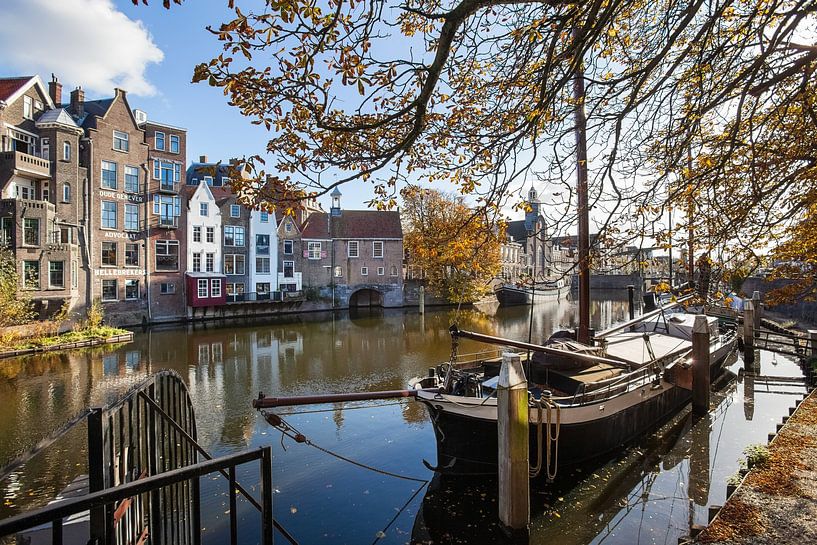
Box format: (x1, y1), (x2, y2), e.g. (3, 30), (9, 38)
(419, 384), (691, 480)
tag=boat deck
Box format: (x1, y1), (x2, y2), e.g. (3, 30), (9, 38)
(602, 332), (691, 367)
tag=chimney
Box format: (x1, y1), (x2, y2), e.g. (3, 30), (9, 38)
(199, 155), (208, 163)
(48, 74), (62, 106)
(69, 87), (84, 118)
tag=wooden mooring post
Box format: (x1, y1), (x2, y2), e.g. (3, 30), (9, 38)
(419, 285), (425, 315)
(498, 352), (530, 540)
(743, 299), (756, 366)
(752, 291), (762, 332)
(692, 315), (711, 416)
(808, 330), (817, 359)
(627, 285), (635, 328)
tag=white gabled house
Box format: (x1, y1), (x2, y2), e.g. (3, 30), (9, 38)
(184, 180), (225, 307)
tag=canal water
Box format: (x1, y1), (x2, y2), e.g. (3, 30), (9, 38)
(0, 296), (809, 545)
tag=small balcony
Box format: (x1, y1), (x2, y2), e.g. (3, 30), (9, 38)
(158, 179), (180, 194)
(157, 215), (179, 229)
(0, 151), (50, 180)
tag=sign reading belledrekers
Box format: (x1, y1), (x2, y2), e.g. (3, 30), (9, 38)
(94, 269), (146, 277)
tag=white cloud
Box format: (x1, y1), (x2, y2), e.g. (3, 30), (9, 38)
(0, 0), (164, 96)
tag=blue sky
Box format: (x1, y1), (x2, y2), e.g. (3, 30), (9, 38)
(0, 0), (372, 210)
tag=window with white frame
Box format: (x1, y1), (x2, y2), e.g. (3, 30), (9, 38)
(125, 243), (139, 266)
(283, 240), (293, 255)
(260, 211), (269, 223)
(23, 261), (39, 289)
(155, 240), (179, 270)
(155, 131), (165, 151)
(49, 261), (64, 288)
(226, 283), (244, 295)
(153, 195), (181, 224)
(211, 278), (222, 298)
(193, 226), (201, 242)
(102, 279), (117, 301)
(348, 241), (359, 258)
(283, 261), (294, 278)
(200, 202), (208, 216)
(192, 252), (201, 272)
(334, 266), (342, 277)
(124, 165), (139, 193)
(256, 257), (270, 274)
(377, 266), (385, 276)
(230, 204), (240, 218)
(41, 138), (50, 160)
(221, 177), (230, 187)
(63, 141), (71, 161)
(361, 266), (368, 276)
(170, 135), (180, 154)
(206, 226), (214, 243)
(285, 222), (292, 233)
(307, 241), (321, 259)
(256, 234), (269, 255)
(390, 265), (398, 276)
(373, 241), (384, 258)
(224, 226), (244, 246)
(197, 279), (208, 298)
(224, 254), (245, 275)
(124, 203), (139, 231)
(101, 161), (117, 189)
(125, 279), (139, 300)
(203, 176), (213, 186)
(101, 242), (117, 266)
(62, 182), (71, 202)
(206, 253), (214, 272)
(113, 130), (129, 152)
(101, 201), (117, 229)
(23, 96), (33, 119)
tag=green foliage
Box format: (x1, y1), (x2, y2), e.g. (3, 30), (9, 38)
(85, 298), (105, 329)
(0, 247), (35, 327)
(743, 444), (771, 470)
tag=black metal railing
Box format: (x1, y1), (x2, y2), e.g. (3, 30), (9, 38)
(0, 448), (273, 545)
(0, 370), (291, 545)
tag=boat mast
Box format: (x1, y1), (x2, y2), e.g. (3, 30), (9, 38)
(573, 26), (591, 345)
(686, 147), (694, 286)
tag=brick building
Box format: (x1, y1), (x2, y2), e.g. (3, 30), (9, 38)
(0, 75), (88, 317)
(299, 189), (404, 307)
(142, 116), (186, 321)
(73, 87), (151, 324)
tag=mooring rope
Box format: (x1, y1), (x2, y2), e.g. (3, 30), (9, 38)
(262, 411), (429, 484)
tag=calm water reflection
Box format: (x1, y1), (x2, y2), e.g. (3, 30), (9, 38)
(0, 298), (808, 545)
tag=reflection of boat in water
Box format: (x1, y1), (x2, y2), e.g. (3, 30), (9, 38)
(409, 303), (737, 482)
(494, 280), (569, 306)
(410, 402), (708, 545)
